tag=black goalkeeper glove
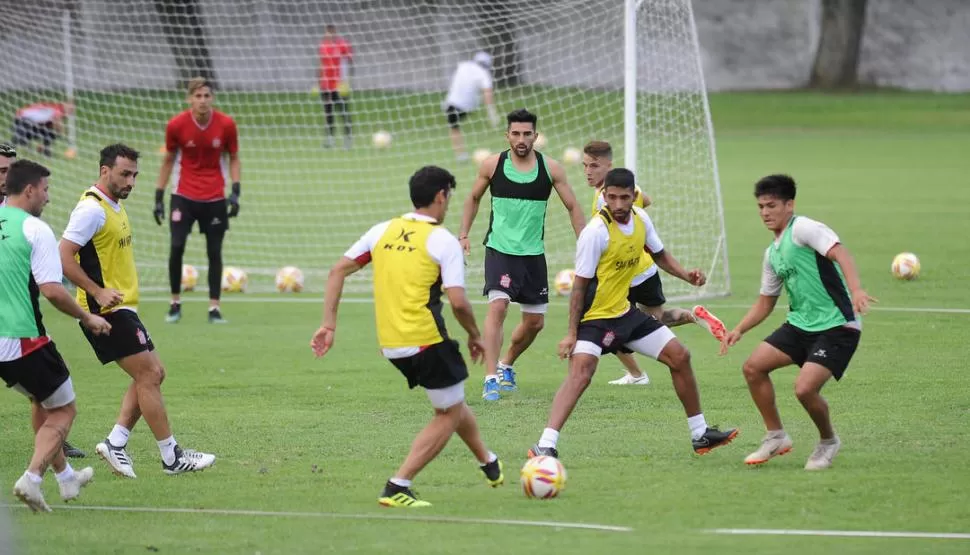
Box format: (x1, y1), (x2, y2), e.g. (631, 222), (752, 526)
(227, 182), (241, 218)
(153, 189), (165, 226)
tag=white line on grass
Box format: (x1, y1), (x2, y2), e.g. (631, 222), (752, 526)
(1, 504), (632, 532)
(707, 528), (970, 540)
(140, 296), (970, 314)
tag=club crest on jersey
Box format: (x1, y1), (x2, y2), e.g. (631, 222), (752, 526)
(136, 328), (147, 345)
(186, 140), (196, 148)
(500, 274), (511, 288)
(602, 331), (616, 347)
(171, 209), (182, 222)
(212, 138), (221, 148)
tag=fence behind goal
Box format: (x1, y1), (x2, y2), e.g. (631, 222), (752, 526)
(0, 0), (729, 300)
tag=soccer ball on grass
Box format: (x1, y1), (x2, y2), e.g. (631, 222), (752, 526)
(275, 266), (305, 293)
(891, 252), (920, 280)
(372, 130), (392, 149)
(221, 267), (248, 293)
(181, 264), (199, 292)
(521, 456), (567, 499)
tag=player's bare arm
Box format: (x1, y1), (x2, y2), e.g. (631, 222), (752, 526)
(445, 286), (486, 363)
(311, 256), (365, 357)
(458, 154), (498, 254)
(153, 150), (177, 225)
(38, 282), (111, 335)
(58, 239), (124, 309)
(719, 295), (780, 355)
(549, 159), (586, 237)
(558, 274), (591, 359)
(651, 249), (706, 286)
(825, 243), (875, 314)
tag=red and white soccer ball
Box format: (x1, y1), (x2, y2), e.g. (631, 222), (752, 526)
(181, 264), (199, 292)
(275, 266), (304, 293)
(221, 267), (248, 293)
(521, 456), (567, 499)
(554, 269), (576, 296)
(891, 252), (920, 280)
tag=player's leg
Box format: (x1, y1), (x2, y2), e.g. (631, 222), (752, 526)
(204, 227), (228, 324)
(321, 91), (336, 147)
(497, 253), (549, 391)
(607, 351), (650, 385)
(481, 248), (515, 400)
(445, 106), (467, 161)
(166, 195), (195, 323)
(31, 402), (84, 458)
(498, 309), (543, 392)
(624, 316), (738, 454)
(529, 349), (599, 459)
(798, 327), (860, 470)
(338, 95), (352, 147)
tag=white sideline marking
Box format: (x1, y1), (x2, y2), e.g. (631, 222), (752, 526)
(708, 528), (970, 540)
(1, 503), (632, 532)
(140, 296), (970, 314)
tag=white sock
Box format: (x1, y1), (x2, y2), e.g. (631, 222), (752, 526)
(107, 424), (130, 447)
(480, 451), (498, 466)
(688, 414), (708, 440)
(389, 477), (411, 488)
(497, 361), (512, 370)
(25, 471), (43, 484)
(767, 429), (787, 439)
(157, 436), (177, 466)
(54, 464), (75, 483)
(537, 428), (560, 449)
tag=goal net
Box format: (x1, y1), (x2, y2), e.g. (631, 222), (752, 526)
(0, 0), (728, 300)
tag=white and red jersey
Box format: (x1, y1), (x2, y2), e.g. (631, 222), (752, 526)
(165, 110), (239, 202)
(16, 103), (67, 124)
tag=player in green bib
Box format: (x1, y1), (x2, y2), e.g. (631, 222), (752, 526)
(720, 175), (874, 471)
(0, 160), (111, 512)
(458, 109), (586, 402)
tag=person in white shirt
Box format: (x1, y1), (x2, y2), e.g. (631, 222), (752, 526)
(10, 102), (72, 158)
(442, 51), (501, 161)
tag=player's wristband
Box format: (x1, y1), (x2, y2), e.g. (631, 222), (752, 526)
(231, 182), (241, 197)
(154, 189), (164, 204)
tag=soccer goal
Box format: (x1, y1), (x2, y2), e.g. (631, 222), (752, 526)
(0, 0), (728, 300)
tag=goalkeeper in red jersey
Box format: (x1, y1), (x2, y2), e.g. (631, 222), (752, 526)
(154, 77), (241, 324)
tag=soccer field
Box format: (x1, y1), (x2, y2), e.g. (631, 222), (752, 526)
(2, 91), (969, 554)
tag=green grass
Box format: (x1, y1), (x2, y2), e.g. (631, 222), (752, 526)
(2, 91), (970, 554)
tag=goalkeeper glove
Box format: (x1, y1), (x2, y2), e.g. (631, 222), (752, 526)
(153, 189), (165, 225)
(487, 104), (500, 128)
(336, 80), (351, 99)
(228, 182), (241, 218)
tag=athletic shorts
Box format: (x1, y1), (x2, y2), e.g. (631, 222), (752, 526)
(577, 308), (667, 356)
(170, 194), (229, 237)
(764, 323), (861, 380)
(0, 342), (74, 409)
(81, 310), (155, 365)
(628, 272), (666, 307)
(319, 90), (347, 105)
(389, 339), (469, 390)
(444, 105), (467, 129)
(483, 247), (549, 306)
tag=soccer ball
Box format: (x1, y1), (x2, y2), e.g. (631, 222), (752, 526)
(63, 147), (77, 160)
(534, 134), (548, 150)
(521, 456), (567, 499)
(554, 269), (575, 296)
(372, 130), (392, 149)
(181, 264), (199, 292)
(472, 148), (491, 165)
(221, 267), (248, 293)
(275, 266), (304, 293)
(562, 147), (581, 165)
(891, 252), (920, 280)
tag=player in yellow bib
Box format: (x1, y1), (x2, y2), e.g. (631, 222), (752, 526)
(60, 144), (215, 478)
(311, 166), (504, 508)
(529, 168), (738, 459)
(582, 141), (727, 386)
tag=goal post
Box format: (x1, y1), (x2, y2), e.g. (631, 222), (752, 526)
(1, 0), (728, 301)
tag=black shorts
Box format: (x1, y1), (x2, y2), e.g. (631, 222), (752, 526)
(81, 310), (155, 365)
(764, 323), (861, 380)
(389, 340), (469, 390)
(628, 272), (666, 307)
(577, 309), (666, 356)
(444, 105), (467, 129)
(0, 342), (71, 405)
(170, 194), (229, 238)
(320, 90), (348, 106)
(483, 247), (549, 306)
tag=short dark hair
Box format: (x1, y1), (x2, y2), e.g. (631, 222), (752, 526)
(5, 159), (50, 195)
(99, 143), (140, 169)
(325, 24), (337, 33)
(0, 143), (16, 159)
(506, 108), (537, 129)
(409, 165), (456, 208)
(604, 168), (636, 191)
(754, 174), (796, 201)
(583, 141), (612, 159)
